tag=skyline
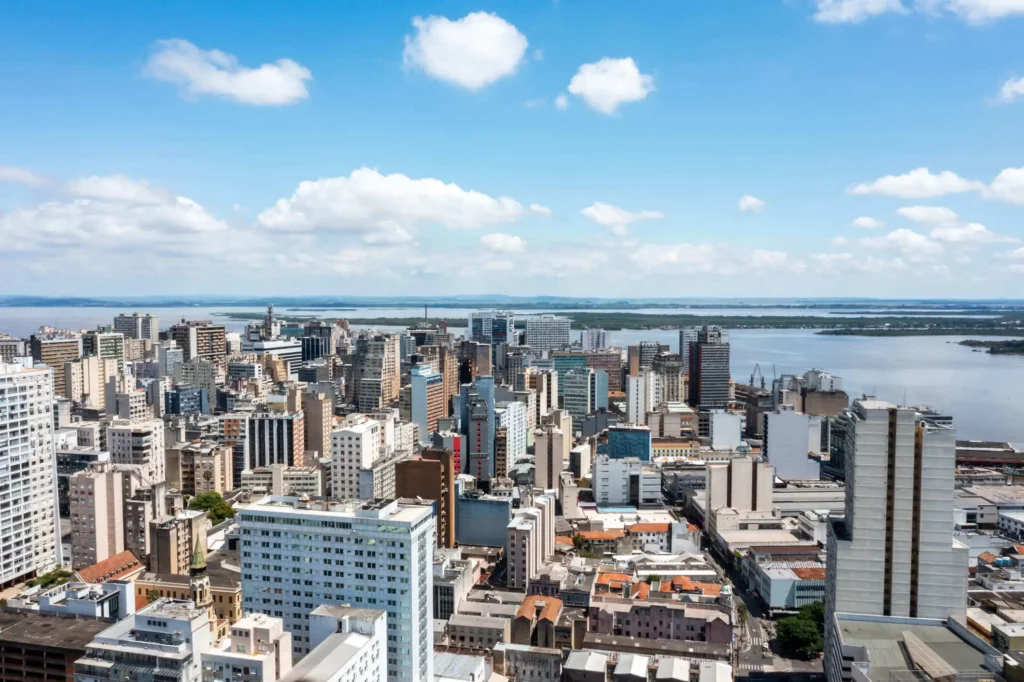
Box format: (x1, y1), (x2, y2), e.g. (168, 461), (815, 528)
(2, 1), (1024, 297)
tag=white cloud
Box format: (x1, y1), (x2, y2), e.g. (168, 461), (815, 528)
(533, 49), (544, 61)
(814, 0), (906, 23)
(555, 94), (569, 111)
(848, 167), (983, 198)
(144, 39), (311, 106)
(861, 228), (944, 257)
(258, 168), (530, 242)
(852, 216), (885, 229)
(810, 252), (908, 273)
(738, 195), (766, 213)
(403, 12), (528, 90)
(628, 243), (794, 275)
(999, 77), (1024, 102)
(580, 202), (665, 236)
(748, 249), (791, 269)
(66, 175), (171, 204)
(929, 222), (1016, 244)
(0, 165), (48, 188)
(831, 236), (851, 246)
(895, 205), (960, 224)
(529, 204), (552, 217)
(567, 57), (654, 115)
(986, 167), (1024, 205)
(943, 0), (1024, 22)
(524, 97), (547, 109)
(481, 233), (526, 253)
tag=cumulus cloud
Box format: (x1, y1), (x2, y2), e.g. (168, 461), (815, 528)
(66, 175), (171, 204)
(628, 243), (795, 275)
(852, 216), (885, 229)
(481, 233), (526, 253)
(403, 12), (528, 90)
(567, 57), (654, 115)
(929, 222), (1016, 244)
(986, 167), (1024, 205)
(144, 39), (311, 106)
(555, 94), (569, 110)
(810, 252), (908, 273)
(861, 228), (944, 257)
(257, 168), (531, 244)
(831, 236), (851, 246)
(999, 77), (1024, 102)
(529, 204), (552, 217)
(814, 0), (906, 23)
(580, 202), (665, 236)
(0, 165), (49, 188)
(895, 205), (960, 225)
(943, 0), (1024, 22)
(848, 167), (983, 198)
(738, 195), (766, 213)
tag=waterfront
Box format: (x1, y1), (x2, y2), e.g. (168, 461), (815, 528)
(1, 306), (1021, 442)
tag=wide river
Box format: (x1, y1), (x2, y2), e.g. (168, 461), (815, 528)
(1, 305), (1021, 442)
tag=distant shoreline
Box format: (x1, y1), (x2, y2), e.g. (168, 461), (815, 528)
(959, 339), (1024, 355)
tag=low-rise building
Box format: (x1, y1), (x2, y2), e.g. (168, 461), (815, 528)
(200, 613), (293, 682)
(447, 614), (510, 649)
(240, 464), (324, 497)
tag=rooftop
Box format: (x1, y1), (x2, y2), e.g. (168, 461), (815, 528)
(281, 631), (371, 682)
(75, 550), (143, 584)
(0, 611), (112, 649)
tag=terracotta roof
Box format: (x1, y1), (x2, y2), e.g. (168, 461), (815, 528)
(516, 594), (563, 622)
(687, 523), (700, 532)
(695, 582), (722, 597)
(628, 523), (670, 534)
(555, 536), (574, 546)
(75, 550), (143, 584)
(630, 582), (650, 599)
(657, 576), (722, 597)
(790, 567), (827, 580)
(978, 552), (998, 563)
(596, 572), (634, 588)
(1015, 544), (1024, 554)
(580, 530), (625, 541)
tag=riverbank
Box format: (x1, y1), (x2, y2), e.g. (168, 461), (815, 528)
(959, 339), (1024, 355)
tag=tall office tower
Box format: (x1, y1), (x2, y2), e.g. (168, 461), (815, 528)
(432, 431), (462, 475)
(525, 315), (571, 352)
(469, 311), (515, 346)
(300, 335), (331, 361)
(168, 320), (227, 362)
(534, 426), (565, 491)
(825, 400), (968, 682)
(64, 356), (118, 408)
(69, 464), (126, 568)
(107, 418), (166, 483)
(678, 327), (699, 368)
(585, 349), (622, 392)
(302, 391), (333, 459)
(156, 341), (184, 381)
(29, 335), (81, 398)
(330, 418), (381, 499)
(560, 368), (593, 422)
(687, 326), (731, 408)
(626, 371), (656, 425)
(581, 328), (607, 351)
(239, 497), (436, 681)
(458, 376), (495, 484)
(113, 312), (159, 341)
(438, 346), (459, 418)
(459, 340), (491, 378)
(304, 318), (342, 355)
(0, 362), (61, 585)
(410, 364), (444, 445)
(504, 347), (530, 386)
(246, 410), (306, 469)
(81, 330), (126, 375)
(396, 448), (456, 548)
(351, 334), (401, 412)
(627, 341), (664, 376)
(651, 352), (685, 403)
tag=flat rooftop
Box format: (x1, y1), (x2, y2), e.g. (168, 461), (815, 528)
(281, 631), (370, 682)
(0, 611), (111, 649)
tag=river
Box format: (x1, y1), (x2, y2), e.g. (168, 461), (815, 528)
(1, 306), (1021, 442)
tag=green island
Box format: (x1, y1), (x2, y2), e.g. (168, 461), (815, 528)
(959, 339), (1024, 355)
(216, 310), (1024, 335)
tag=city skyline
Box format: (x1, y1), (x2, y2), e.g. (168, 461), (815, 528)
(2, 2), (1024, 298)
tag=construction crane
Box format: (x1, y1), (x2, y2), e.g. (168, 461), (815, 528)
(750, 363), (766, 389)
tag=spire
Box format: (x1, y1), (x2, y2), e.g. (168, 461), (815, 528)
(189, 536), (207, 575)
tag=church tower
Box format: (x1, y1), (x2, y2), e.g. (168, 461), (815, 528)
(188, 536), (213, 620)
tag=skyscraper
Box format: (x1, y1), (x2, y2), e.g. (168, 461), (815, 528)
(469, 311), (515, 346)
(395, 448), (456, 548)
(168, 320), (227, 362)
(410, 364), (444, 444)
(524, 315), (571, 352)
(824, 400), (968, 682)
(581, 328), (607, 350)
(687, 326), (730, 408)
(113, 312), (159, 342)
(29, 335), (81, 398)
(0, 361), (61, 584)
(350, 334), (401, 412)
(534, 426), (565, 491)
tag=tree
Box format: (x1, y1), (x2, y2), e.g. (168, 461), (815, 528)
(572, 534), (585, 552)
(189, 491), (236, 525)
(737, 602), (749, 628)
(147, 589), (162, 604)
(776, 606), (825, 659)
(646, 574), (663, 584)
(798, 601), (825, 635)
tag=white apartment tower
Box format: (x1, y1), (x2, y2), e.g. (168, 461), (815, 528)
(106, 418), (165, 483)
(239, 497), (435, 682)
(581, 328), (607, 351)
(331, 418), (381, 499)
(0, 361), (61, 584)
(825, 400), (968, 682)
(524, 315), (571, 352)
(114, 312), (159, 342)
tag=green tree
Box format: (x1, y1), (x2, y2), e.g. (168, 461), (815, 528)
(646, 574), (663, 584)
(147, 589), (162, 604)
(188, 491), (236, 525)
(737, 602), (749, 628)
(572, 534), (584, 552)
(777, 613), (824, 659)
(798, 601), (825, 635)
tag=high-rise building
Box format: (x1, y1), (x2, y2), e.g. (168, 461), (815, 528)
(762, 405), (824, 481)
(166, 440), (234, 496)
(29, 335), (81, 398)
(561, 367), (607, 422)
(651, 353), (685, 403)
(239, 497), (436, 681)
(495, 400), (527, 469)
(458, 376), (496, 484)
(169, 320), (227, 362)
(687, 326), (731, 408)
(411, 364), (444, 445)
(469, 311), (516, 346)
(534, 427), (565, 491)
(678, 327), (699, 369)
(157, 341), (185, 381)
(181, 357), (219, 397)
(69, 463), (126, 568)
(113, 312), (159, 341)
(581, 328), (607, 351)
(626, 371), (656, 425)
(505, 492), (555, 591)
(290, 606), (386, 682)
(432, 431), (462, 475)
(246, 410), (306, 469)
(150, 510), (209, 576)
(522, 368), (558, 425)
(396, 448), (456, 548)
(825, 400), (968, 682)
(585, 349), (622, 392)
(330, 418), (381, 499)
(57, 447), (110, 517)
(107, 418), (165, 483)
(0, 362), (61, 586)
(82, 330), (126, 375)
(628, 341), (663, 376)
(64, 356), (118, 408)
(350, 334), (401, 412)
(524, 315), (571, 352)
(302, 391), (333, 459)
(0, 337), (27, 364)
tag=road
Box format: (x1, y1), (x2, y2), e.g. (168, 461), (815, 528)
(735, 581), (774, 675)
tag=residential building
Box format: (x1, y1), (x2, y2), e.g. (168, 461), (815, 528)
(825, 400), (969, 682)
(0, 361), (61, 587)
(495, 400), (528, 467)
(57, 447), (110, 517)
(74, 599), (212, 682)
(157, 341), (185, 381)
(169, 320), (227, 362)
(0, 337), (27, 363)
(247, 339), (303, 378)
(525, 315), (571, 352)
(247, 410), (307, 469)
(181, 357), (218, 398)
(411, 364), (444, 446)
(534, 427), (566, 491)
(64, 356), (118, 408)
(201, 613), (293, 682)
(218, 412), (250, 488)
(432, 430), (462, 477)
(150, 510), (209, 576)
(106, 418), (165, 483)
(506, 493), (556, 590)
(350, 334), (401, 412)
(593, 456), (662, 508)
(239, 497), (435, 681)
(284, 606), (387, 682)
(167, 440), (233, 496)
(69, 464), (126, 568)
(331, 418), (381, 499)
(241, 464), (324, 498)
(165, 386), (210, 415)
(626, 371), (656, 425)
(396, 449), (457, 548)
(29, 335), (82, 398)
(82, 330), (126, 374)
(687, 326), (730, 408)
(114, 312), (159, 341)
(581, 328), (607, 351)
(301, 391), (333, 462)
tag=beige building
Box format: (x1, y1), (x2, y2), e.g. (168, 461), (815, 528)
(302, 391), (334, 459)
(69, 464), (126, 568)
(240, 464), (324, 497)
(30, 336), (82, 398)
(64, 356), (118, 408)
(150, 509), (209, 575)
(534, 427), (566, 491)
(168, 320), (226, 361)
(107, 418), (165, 483)
(166, 440), (233, 496)
(350, 334), (401, 412)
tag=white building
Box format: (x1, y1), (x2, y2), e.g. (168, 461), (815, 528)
(495, 400), (528, 465)
(804, 369), (843, 393)
(245, 339), (303, 378)
(241, 464), (324, 498)
(107, 418), (165, 483)
(524, 315), (571, 352)
(506, 492), (556, 591)
(593, 455), (661, 508)
(114, 312), (159, 341)
(581, 328), (607, 351)
(75, 599), (213, 682)
(0, 361), (62, 584)
(626, 371), (656, 425)
(709, 412), (741, 451)
(762, 406), (823, 481)
(825, 400), (968, 682)
(157, 341), (185, 381)
(238, 496), (435, 682)
(330, 418), (381, 499)
(706, 456), (774, 520)
(287, 605), (387, 682)
(201, 613), (293, 682)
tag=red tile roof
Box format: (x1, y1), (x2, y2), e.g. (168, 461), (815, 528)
(978, 552), (998, 563)
(580, 530), (625, 541)
(516, 595), (563, 622)
(628, 523), (670, 534)
(791, 567), (827, 580)
(75, 550), (143, 584)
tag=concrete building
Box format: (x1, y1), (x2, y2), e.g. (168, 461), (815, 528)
(29, 335), (82, 398)
(241, 464), (324, 497)
(763, 405), (823, 481)
(201, 613), (293, 682)
(581, 328), (607, 351)
(57, 447), (110, 517)
(181, 357), (219, 398)
(330, 418), (381, 499)
(247, 410), (307, 469)
(570, 443), (592, 479)
(705, 456), (774, 526)
(151, 510), (209, 576)
(69, 464), (126, 569)
(65, 356), (118, 408)
(396, 449), (457, 548)
(350, 334), (401, 412)
(157, 341), (185, 381)
(469, 311), (516, 346)
(534, 426), (566, 491)
(626, 371), (656, 425)
(496, 400), (528, 468)
(687, 326), (730, 408)
(506, 493), (556, 590)
(113, 312), (159, 341)
(825, 400), (969, 682)
(75, 599), (212, 682)
(608, 424), (653, 461)
(0, 610), (112, 682)
(169, 320), (227, 362)
(593, 455), (662, 508)
(302, 391), (333, 459)
(283, 606), (386, 682)
(167, 440), (234, 496)
(239, 497), (435, 682)
(0, 337), (27, 363)
(448, 614), (511, 649)
(0, 361), (62, 587)
(525, 315), (571, 352)
(411, 364), (444, 446)
(106, 418), (165, 483)
(455, 490), (513, 548)
(81, 330), (126, 375)
(709, 412), (742, 451)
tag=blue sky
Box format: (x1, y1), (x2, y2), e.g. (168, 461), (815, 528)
(1, 0), (1024, 298)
